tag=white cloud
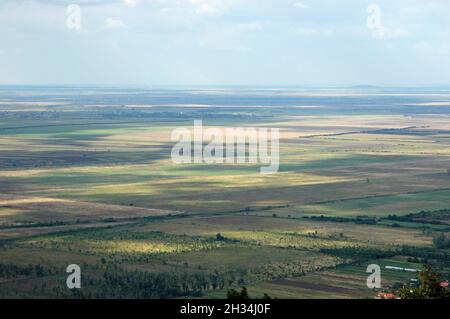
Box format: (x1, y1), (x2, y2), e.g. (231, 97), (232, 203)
(188, 0), (219, 15)
(412, 40), (450, 57)
(103, 18), (128, 29)
(198, 39), (250, 52)
(371, 26), (408, 39)
(414, 41), (432, 52)
(398, 7), (423, 19)
(236, 21), (265, 32)
(296, 26), (333, 37)
(293, 2), (309, 9)
(123, 0), (141, 7)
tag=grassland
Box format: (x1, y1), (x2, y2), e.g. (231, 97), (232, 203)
(1, 87), (450, 298)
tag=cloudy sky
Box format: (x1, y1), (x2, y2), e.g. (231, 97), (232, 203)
(0, 0), (449, 86)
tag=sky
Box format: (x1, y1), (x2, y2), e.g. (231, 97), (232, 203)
(0, 0), (449, 87)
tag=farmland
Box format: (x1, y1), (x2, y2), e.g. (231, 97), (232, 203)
(1, 86), (450, 298)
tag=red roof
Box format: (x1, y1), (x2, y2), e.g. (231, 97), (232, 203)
(377, 292), (396, 299)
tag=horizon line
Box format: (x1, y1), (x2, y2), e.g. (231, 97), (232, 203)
(1, 84), (450, 90)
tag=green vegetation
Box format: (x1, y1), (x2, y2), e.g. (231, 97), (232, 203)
(1, 88), (450, 298)
(226, 287), (250, 299)
(226, 287), (272, 299)
(433, 233), (450, 249)
(398, 265), (450, 299)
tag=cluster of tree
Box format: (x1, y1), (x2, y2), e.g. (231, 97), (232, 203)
(227, 287), (250, 299)
(399, 246), (450, 263)
(304, 215), (377, 225)
(398, 265), (450, 299)
(226, 287), (272, 299)
(0, 220), (68, 230)
(326, 245), (450, 264)
(0, 263), (47, 279)
(51, 267), (254, 299)
(320, 247), (396, 260)
(387, 209), (450, 226)
(433, 233), (450, 249)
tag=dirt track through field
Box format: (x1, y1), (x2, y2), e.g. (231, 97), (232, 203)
(271, 278), (356, 295)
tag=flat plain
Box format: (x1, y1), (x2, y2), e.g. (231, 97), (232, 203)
(1, 87), (450, 298)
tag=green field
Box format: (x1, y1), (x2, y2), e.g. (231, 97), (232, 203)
(1, 87), (450, 298)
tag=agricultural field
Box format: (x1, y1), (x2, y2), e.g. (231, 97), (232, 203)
(1, 86), (450, 298)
